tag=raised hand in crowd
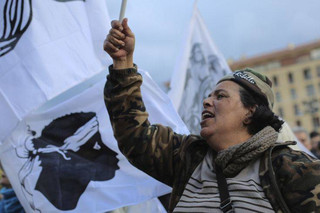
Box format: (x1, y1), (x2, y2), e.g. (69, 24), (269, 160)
(103, 18), (135, 69)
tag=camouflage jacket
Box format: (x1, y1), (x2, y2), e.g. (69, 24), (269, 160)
(104, 66), (320, 213)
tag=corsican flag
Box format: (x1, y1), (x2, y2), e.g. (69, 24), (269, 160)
(0, 0), (112, 142)
(168, 5), (232, 134)
(0, 69), (189, 212)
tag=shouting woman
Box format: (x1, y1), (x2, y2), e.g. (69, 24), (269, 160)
(103, 19), (320, 213)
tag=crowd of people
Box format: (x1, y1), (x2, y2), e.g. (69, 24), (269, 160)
(293, 128), (320, 158)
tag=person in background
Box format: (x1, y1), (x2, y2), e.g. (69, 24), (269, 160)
(103, 18), (320, 212)
(292, 126), (312, 151)
(310, 131), (320, 158)
(0, 164), (25, 213)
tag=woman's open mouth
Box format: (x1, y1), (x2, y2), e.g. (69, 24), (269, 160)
(201, 110), (215, 121)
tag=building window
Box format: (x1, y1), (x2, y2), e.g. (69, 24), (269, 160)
(296, 120), (301, 126)
(313, 117), (320, 128)
(303, 99), (320, 114)
(275, 92), (281, 102)
(303, 68), (312, 80)
(288, 72), (294, 83)
(306, 84), (315, 96)
(311, 48), (320, 60)
(294, 104), (301, 116)
(272, 76), (278, 87)
(317, 65), (320, 77)
(278, 107), (284, 118)
(290, 88), (297, 100)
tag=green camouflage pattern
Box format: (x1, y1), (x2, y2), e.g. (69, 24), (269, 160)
(104, 66), (320, 213)
(260, 142), (320, 213)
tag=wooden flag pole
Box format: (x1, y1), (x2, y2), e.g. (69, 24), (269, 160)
(119, 0), (128, 22)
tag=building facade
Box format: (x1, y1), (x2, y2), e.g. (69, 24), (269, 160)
(229, 40), (320, 133)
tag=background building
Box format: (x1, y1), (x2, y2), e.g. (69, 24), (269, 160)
(229, 40), (320, 133)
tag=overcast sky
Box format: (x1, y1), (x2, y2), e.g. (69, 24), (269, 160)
(106, 0), (320, 87)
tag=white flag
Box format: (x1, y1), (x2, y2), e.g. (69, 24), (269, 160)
(0, 69), (189, 212)
(168, 5), (231, 134)
(0, 0), (112, 141)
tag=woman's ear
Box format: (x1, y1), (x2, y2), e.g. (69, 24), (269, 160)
(243, 105), (257, 125)
(248, 105), (257, 116)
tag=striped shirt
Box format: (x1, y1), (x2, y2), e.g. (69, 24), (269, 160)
(173, 151), (274, 212)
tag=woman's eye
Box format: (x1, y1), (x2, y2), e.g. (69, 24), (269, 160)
(217, 94), (224, 99)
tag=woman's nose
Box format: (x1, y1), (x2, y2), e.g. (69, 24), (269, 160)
(203, 97), (212, 108)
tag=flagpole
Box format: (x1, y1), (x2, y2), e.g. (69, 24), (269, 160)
(119, 0), (127, 22)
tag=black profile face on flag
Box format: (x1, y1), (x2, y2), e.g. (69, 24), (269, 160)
(0, 0), (85, 57)
(16, 112), (119, 211)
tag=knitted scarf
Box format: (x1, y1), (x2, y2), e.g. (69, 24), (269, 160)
(215, 126), (278, 177)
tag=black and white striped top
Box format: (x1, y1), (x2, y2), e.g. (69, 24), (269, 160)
(173, 151), (275, 212)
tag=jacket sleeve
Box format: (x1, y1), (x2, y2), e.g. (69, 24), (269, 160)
(272, 147), (320, 212)
(104, 65), (190, 187)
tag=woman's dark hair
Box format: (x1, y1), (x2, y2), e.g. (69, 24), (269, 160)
(239, 87), (284, 135)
